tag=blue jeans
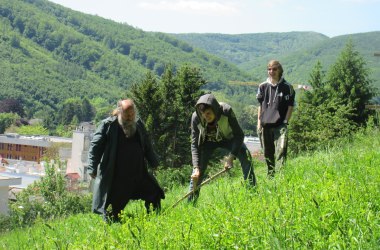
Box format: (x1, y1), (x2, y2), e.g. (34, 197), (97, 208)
(188, 140), (256, 202)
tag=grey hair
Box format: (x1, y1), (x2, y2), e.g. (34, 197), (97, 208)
(112, 99), (139, 121)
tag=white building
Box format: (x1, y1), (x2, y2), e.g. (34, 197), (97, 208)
(0, 175), (21, 215)
(66, 122), (95, 182)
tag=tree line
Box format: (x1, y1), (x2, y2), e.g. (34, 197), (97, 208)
(0, 40), (377, 167)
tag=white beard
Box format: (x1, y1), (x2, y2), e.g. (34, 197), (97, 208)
(118, 115), (137, 138)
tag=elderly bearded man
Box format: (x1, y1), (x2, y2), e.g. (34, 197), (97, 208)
(87, 99), (165, 222)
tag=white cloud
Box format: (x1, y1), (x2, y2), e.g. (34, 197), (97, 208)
(138, 0), (239, 15)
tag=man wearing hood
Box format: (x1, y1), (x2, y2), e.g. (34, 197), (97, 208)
(257, 60), (295, 177)
(87, 99), (165, 222)
(188, 93), (256, 202)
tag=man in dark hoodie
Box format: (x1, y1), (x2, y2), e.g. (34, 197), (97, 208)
(188, 93), (256, 202)
(257, 60), (295, 177)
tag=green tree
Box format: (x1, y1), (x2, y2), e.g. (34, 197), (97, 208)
(81, 97), (95, 122)
(156, 66), (179, 167)
(10, 161), (91, 227)
(90, 97), (113, 123)
(0, 113), (19, 133)
(239, 105), (258, 136)
(289, 41), (375, 154)
(129, 71), (161, 132)
(164, 65), (205, 167)
(302, 61), (327, 106)
(289, 100), (355, 153)
(57, 97), (95, 125)
(325, 41), (376, 125)
(14, 124), (49, 135)
(128, 65), (205, 168)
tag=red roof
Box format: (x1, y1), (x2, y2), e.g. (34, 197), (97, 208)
(65, 173), (80, 180)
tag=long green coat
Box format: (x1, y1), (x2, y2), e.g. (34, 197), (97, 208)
(87, 116), (164, 214)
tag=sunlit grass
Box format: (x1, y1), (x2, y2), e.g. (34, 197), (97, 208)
(1, 129), (379, 249)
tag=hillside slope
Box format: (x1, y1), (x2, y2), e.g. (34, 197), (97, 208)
(174, 31), (380, 88)
(1, 129), (379, 248)
(173, 32), (328, 70)
(0, 0), (250, 116)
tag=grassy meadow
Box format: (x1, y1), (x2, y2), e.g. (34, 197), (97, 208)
(1, 129), (379, 249)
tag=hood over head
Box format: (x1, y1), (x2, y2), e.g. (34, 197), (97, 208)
(195, 93), (221, 123)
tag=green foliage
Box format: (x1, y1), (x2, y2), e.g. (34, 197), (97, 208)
(238, 105), (258, 136)
(7, 161), (91, 229)
(89, 97), (113, 123)
(13, 124), (49, 135)
(129, 65), (206, 168)
(1, 0), (379, 137)
(289, 42), (377, 154)
(154, 165), (193, 191)
(1, 129), (379, 249)
(57, 97), (95, 126)
(174, 32), (380, 91)
(289, 100), (356, 153)
(0, 0), (249, 126)
(324, 40), (376, 125)
(0, 112), (19, 133)
(54, 124), (74, 138)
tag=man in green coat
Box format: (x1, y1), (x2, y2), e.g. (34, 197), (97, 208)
(87, 99), (164, 221)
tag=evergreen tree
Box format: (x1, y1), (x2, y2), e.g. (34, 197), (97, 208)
(58, 98), (80, 125)
(81, 97), (95, 122)
(157, 66), (180, 168)
(302, 61), (327, 106)
(128, 65), (206, 168)
(289, 41), (376, 154)
(129, 71), (161, 133)
(172, 65), (206, 167)
(325, 41), (376, 125)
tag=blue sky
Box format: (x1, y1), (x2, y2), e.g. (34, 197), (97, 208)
(48, 0), (380, 37)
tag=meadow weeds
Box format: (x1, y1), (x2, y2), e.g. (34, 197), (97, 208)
(1, 129), (379, 249)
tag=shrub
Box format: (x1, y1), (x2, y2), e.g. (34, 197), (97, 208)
(7, 161), (91, 229)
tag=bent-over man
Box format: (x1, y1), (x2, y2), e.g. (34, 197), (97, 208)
(189, 93), (256, 203)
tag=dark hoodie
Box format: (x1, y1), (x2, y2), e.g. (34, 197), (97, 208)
(257, 77), (295, 127)
(190, 93), (244, 167)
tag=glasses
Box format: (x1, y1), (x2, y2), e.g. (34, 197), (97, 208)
(267, 67), (278, 71)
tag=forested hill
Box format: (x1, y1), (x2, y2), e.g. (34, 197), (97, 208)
(173, 32), (380, 88)
(1, 0), (379, 120)
(0, 0), (250, 116)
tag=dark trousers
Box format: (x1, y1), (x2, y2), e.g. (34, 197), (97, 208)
(259, 124), (288, 177)
(105, 177), (162, 222)
(188, 140), (256, 202)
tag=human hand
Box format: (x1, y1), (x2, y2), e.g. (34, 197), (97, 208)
(224, 155), (234, 170)
(191, 167), (200, 181)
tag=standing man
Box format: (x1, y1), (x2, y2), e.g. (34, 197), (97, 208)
(257, 60), (295, 177)
(87, 99), (165, 222)
(189, 93), (256, 202)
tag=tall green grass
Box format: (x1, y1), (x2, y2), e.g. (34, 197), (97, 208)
(1, 129), (379, 249)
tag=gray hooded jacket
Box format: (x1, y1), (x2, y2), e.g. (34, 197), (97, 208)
(191, 93), (244, 167)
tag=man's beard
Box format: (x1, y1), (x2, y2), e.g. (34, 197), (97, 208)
(118, 115), (137, 138)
